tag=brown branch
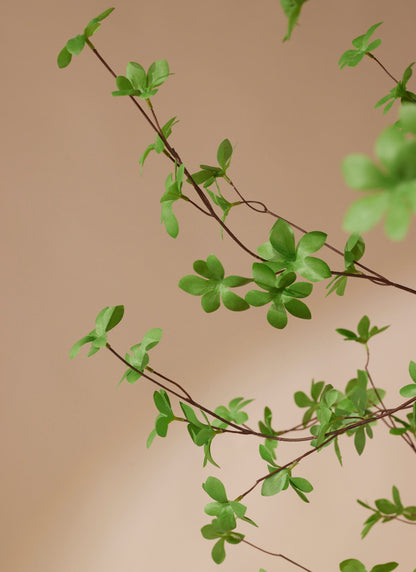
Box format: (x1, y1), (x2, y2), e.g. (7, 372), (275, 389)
(241, 539), (312, 572)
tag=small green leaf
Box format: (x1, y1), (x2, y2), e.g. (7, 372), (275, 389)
(343, 193), (389, 234)
(126, 62), (147, 91)
(261, 469), (289, 496)
(147, 59), (170, 89)
(370, 564), (399, 572)
(290, 477), (313, 492)
(339, 559), (367, 572)
(400, 384), (416, 397)
(211, 538), (226, 564)
(217, 139), (233, 171)
(57, 47), (72, 68)
(203, 477), (228, 503)
(66, 35), (86, 56)
(354, 427), (366, 455)
(342, 155), (386, 190)
(269, 219), (296, 259)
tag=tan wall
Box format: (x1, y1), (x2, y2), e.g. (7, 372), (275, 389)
(2, 1), (416, 570)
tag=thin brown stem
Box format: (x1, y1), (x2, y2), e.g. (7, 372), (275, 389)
(241, 539), (312, 572)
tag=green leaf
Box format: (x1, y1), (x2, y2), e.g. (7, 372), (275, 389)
(115, 75), (133, 91)
(261, 469), (289, 496)
(283, 298), (311, 319)
(269, 219), (296, 259)
(339, 559), (367, 572)
(146, 428), (157, 448)
(147, 59), (170, 89)
(142, 328), (162, 350)
(217, 139), (233, 171)
(342, 155), (386, 190)
(221, 289), (250, 311)
(409, 360), (416, 382)
(106, 305), (125, 332)
(201, 290), (221, 313)
(178, 275), (210, 295)
(343, 193), (389, 234)
(400, 384), (416, 397)
(57, 47), (72, 68)
(69, 333), (96, 359)
(267, 302), (288, 329)
(203, 477), (228, 503)
(294, 391), (312, 407)
(374, 499), (397, 514)
(252, 263), (277, 290)
(126, 62), (147, 91)
(201, 524), (221, 540)
(66, 35), (86, 56)
(370, 564), (399, 572)
(296, 231), (327, 256)
(161, 201), (179, 238)
(206, 254), (225, 280)
(211, 538), (226, 564)
(354, 427), (366, 455)
(290, 477), (313, 492)
(280, 0), (308, 42)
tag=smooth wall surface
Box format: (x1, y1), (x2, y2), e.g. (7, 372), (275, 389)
(2, 1), (416, 570)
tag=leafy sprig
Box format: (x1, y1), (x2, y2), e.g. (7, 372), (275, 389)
(338, 22), (382, 70)
(375, 63), (416, 114)
(336, 315), (389, 344)
(245, 265), (313, 329)
(258, 218), (331, 282)
(69, 305), (124, 358)
(326, 234), (365, 296)
(57, 7), (115, 68)
(201, 476), (257, 564)
(179, 254), (251, 312)
(119, 328), (162, 384)
(139, 116), (179, 170)
(112, 59), (170, 99)
(357, 485), (416, 539)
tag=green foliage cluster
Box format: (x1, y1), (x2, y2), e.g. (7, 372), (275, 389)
(358, 486), (416, 539)
(60, 6), (416, 572)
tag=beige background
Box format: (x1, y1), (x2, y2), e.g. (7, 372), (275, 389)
(2, 1), (416, 570)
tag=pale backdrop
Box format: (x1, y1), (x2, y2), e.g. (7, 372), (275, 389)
(2, 0), (416, 571)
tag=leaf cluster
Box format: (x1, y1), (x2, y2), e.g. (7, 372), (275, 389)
(201, 477), (257, 564)
(69, 305), (124, 358)
(180, 402), (220, 467)
(258, 445), (314, 501)
(212, 397), (254, 429)
(57, 7), (115, 68)
(258, 218), (331, 282)
(112, 59), (170, 99)
(190, 139), (234, 189)
(179, 254), (251, 313)
(339, 560), (398, 572)
(358, 485), (416, 539)
(375, 63), (416, 114)
(245, 265), (313, 329)
(343, 104), (416, 240)
(338, 22), (382, 70)
(119, 328), (162, 384)
(336, 315), (389, 344)
(139, 116), (178, 170)
(326, 233), (365, 296)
